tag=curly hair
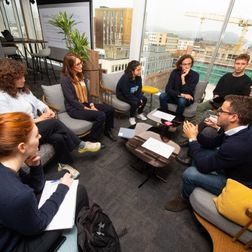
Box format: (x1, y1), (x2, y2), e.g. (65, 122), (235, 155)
(225, 95), (252, 125)
(124, 60), (141, 80)
(0, 58), (29, 97)
(61, 52), (84, 84)
(175, 54), (194, 70)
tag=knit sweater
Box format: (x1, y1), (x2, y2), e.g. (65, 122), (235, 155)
(213, 73), (251, 98)
(190, 126), (252, 187)
(0, 164), (69, 252)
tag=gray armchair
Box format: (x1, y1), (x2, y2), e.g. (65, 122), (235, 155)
(166, 81), (208, 118)
(100, 71), (130, 114)
(42, 84), (93, 137)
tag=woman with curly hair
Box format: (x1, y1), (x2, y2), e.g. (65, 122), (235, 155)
(0, 58), (101, 178)
(116, 60), (147, 126)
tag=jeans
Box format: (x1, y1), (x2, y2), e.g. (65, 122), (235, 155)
(159, 92), (192, 116)
(182, 166), (227, 199)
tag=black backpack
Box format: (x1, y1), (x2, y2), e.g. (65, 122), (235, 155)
(77, 203), (121, 252)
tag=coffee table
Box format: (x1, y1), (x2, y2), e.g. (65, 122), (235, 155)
(126, 128), (180, 188)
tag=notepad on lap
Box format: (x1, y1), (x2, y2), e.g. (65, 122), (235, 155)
(38, 180), (79, 231)
(142, 137), (175, 159)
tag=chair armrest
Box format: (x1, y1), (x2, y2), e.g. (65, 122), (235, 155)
(100, 81), (113, 105)
(232, 208), (252, 249)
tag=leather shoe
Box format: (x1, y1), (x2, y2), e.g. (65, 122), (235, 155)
(176, 155), (192, 165)
(164, 196), (189, 212)
(178, 139), (189, 147)
(104, 130), (117, 141)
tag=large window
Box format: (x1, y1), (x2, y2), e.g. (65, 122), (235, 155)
(140, 0), (252, 98)
(93, 0), (133, 73)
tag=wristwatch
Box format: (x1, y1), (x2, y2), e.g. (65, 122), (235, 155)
(189, 138), (197, 142)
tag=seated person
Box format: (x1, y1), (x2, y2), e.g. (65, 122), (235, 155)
(159, 54), (199, 122)
(116, 60), (147, 126)
(0, 112), (89, 252)
(0, 58), (101, 178)
(194, 53), (251, 124)
(165, 95), (252, 212)
(60, 53), (116, 141)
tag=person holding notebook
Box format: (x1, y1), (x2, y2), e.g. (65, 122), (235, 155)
(0, 112), (89, 252)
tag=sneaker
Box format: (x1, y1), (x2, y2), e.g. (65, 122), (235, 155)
(136, 113), (147, 121)
(164, 196), (189, 212)
(129, 117), (136, 125)
(58, 163), (80, 179)
(78, 141), (101, 153)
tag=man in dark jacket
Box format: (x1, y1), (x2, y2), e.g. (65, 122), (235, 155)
(165, 95), (252, 212)
(159, 54), (199, 122)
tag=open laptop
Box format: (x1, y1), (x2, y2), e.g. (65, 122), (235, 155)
(118, 127), (135, 139)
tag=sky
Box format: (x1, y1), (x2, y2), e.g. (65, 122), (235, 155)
(93, 0), (252, 44)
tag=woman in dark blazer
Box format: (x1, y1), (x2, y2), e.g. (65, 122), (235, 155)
(60, 53), (115, 141)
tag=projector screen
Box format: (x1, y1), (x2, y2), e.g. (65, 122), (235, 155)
(37, 0), (92, 61)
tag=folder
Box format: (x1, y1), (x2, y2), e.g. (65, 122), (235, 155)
(38, 180), (79, 231)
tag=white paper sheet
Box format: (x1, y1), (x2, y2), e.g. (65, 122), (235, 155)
(38, 180), (79, 231)
(152, 110), (175, 122)
(141, 137), (175, 159)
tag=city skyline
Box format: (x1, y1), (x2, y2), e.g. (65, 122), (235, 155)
(93, 0), (252, 46)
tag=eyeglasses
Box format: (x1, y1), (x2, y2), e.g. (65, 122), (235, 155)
(74, 62), (83, 67)
(217, 108), (235, 115)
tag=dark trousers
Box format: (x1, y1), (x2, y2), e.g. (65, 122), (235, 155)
(117, 95), (147, 117)
(37, 119), (81, 164)
(159, 92), (193, 116)
(15, 183), (89, 252)
(68, 103), (114, 141)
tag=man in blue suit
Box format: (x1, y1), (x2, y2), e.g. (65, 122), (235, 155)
(165, 95), (252, 212)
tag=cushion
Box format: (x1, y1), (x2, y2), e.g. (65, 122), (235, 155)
(102, 72), (123, 92)
(111, 94), (130, 112)
(58, 112), (93, 136)
(213, 179), (252, 231)
(190, 187), (252, 244)
(42, 84), (66, 113)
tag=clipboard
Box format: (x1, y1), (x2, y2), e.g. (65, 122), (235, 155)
(38, 180), (79, 230)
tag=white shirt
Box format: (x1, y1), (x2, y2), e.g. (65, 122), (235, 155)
(0, 90), (47, 118)
(225, 125), (249, 136)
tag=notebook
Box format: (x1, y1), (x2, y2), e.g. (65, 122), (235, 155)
(141, 137), (175, 159)
(38, 179), (79, 231)
(118, 127), (135, 139)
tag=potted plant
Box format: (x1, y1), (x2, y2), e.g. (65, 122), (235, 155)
(49, 11), (89, 61)
(49, 12), (100, 97)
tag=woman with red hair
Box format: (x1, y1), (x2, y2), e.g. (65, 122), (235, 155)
(0, 112), (89, 251)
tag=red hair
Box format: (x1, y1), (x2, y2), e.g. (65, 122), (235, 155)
(0, 112), (34, 157)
